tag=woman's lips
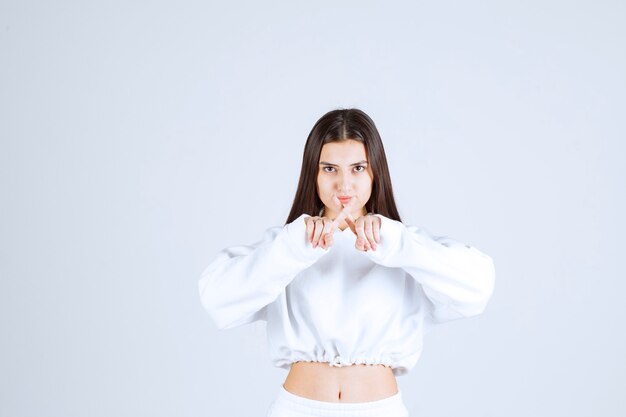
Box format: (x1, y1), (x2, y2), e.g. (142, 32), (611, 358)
(338, 196), (352, 203)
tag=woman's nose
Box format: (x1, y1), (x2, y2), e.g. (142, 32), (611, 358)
(337, 177), (352, 192)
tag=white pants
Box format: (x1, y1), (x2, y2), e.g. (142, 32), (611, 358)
(266, 384), (409, 417)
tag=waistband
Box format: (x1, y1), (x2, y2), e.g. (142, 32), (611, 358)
(274, 384), (407, 416)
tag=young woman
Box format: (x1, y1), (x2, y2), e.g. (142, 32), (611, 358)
(198, 108), (496, 417)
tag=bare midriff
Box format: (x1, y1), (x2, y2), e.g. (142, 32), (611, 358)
(283, 361), (399, 403)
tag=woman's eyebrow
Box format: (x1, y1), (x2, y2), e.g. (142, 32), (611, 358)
(319, 160), (368, 167)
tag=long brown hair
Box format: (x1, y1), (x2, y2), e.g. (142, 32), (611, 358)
(285, 108), (402, 225)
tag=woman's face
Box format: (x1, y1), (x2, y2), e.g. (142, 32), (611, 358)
(316, 139), (374, 223)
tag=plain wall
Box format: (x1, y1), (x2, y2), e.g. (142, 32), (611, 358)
(1, 1), (624, 416)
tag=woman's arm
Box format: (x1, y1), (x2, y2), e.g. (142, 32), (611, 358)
(198, 213), (329, 330)
(363, 214), (496, 324)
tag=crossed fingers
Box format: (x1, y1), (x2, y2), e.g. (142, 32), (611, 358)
(304, 212), (380, 251)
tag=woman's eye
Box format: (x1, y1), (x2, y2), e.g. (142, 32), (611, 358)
(354, 165), (365, 172)
(323, 167), (335, 173)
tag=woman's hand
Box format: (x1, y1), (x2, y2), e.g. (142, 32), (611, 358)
(303, 215), (336, 249)
(345, 212), (381, 252)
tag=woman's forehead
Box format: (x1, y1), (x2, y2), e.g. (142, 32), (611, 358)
(319, 140), (367, 162)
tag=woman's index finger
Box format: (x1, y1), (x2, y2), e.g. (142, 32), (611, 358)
(344, 213), (358, 235)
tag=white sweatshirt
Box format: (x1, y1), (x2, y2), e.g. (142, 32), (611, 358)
(198, 213), (496, 377)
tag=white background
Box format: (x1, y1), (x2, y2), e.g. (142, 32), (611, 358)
(1, 1), (624, 416)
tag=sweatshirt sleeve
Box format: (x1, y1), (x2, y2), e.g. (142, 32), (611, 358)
(198, 213), (329, 330)
(363, 214), (496, 324)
